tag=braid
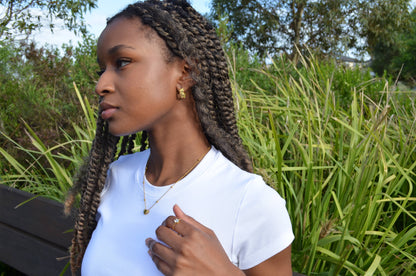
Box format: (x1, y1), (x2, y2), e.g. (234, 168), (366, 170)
(66, 116), (120, 272)
(140, 131), (148, 151)
(117, 132), (139, 159)
(166, 3), (252, 171)
(128, 133), (137, 154)
(117, 135), (130, 158)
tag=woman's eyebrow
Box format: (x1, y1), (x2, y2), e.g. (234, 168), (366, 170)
(96, 44), (136, 64)
(108, 44), (135, 55)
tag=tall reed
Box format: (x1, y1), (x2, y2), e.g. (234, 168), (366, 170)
(231, 53), (416, 274)
(0, 83), (94, 202)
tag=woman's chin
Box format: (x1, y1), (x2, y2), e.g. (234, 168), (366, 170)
(108, 124), (140, 137)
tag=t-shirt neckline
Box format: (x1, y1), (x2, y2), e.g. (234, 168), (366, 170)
(136, 146), (218, 197)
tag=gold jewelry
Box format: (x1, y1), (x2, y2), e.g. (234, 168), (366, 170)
(177, 88), (186, 99)
(172, 218), (181, 231)
(143, 147), (210, 215)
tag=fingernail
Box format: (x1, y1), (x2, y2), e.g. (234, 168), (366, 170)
(148, 250), (152, 257)
(145, 238), (151, 247)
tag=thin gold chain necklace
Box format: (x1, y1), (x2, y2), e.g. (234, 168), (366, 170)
(142, 148), (210, 215)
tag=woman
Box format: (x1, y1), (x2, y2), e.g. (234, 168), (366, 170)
(65, 0), (294, 275)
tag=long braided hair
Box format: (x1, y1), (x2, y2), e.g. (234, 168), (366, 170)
(65, 0), (252, 273)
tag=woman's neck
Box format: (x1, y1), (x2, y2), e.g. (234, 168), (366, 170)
(145, 122), (210, 187)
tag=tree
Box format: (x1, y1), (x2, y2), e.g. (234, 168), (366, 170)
(371, 8), (416, 83)
(392, 29), (416, 82)
(211, 0), (412, 61)
(0, 0), (97, 40)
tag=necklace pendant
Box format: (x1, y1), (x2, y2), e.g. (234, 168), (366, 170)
(143, 209), (150, 215)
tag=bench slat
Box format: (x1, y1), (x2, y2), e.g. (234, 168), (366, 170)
(0, 185), (75, 275)
(0, 222), (71, 275)
(0, 185), (74, 248)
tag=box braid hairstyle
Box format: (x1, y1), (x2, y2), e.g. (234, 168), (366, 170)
(65, 0), (253, 273)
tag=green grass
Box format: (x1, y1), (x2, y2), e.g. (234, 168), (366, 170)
(0, 83), (94, 202)
(1, 52), (415, 274)
(230, 52), (416, 274)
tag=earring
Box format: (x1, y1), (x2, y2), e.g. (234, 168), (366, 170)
(177, 88), (186, 100)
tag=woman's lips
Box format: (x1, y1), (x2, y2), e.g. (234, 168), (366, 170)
(100, 102), (117, 120)
(101, 108), (117, 120)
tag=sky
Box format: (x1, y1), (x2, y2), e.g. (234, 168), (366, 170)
(31, 0), (211, 47)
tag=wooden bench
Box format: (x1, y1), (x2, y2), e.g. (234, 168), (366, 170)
(0, 184), (74, 275)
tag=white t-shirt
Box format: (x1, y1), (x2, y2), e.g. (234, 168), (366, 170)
(82, 147), (294, 275)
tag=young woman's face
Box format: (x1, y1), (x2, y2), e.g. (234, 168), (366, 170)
(95, 17), (185, 136)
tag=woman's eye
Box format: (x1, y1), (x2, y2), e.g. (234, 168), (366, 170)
(116, 59), (131, 69)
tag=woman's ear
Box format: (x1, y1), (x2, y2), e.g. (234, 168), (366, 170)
(176, 61), (195, 92)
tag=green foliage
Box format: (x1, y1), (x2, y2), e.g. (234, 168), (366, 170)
(371, 9), (416, 84)
(224, 43), (278, 95)
(302, 58), (388, 110)
(362, 0), (413, 54)
(0, 39), (98, 168)
(0, 0), (97, 40)
(211, 0), (413, 59)
(392, 32), (416, 82)
(222, 42), (387, 110)
(0, 83), (95, 201)
(229, 52), (416, 274)
(70, 35), (100, 91)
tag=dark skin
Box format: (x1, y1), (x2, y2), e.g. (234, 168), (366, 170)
(96, 17), (292, 276)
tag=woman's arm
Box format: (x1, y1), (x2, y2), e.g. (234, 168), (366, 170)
(244, 245), (292, 276)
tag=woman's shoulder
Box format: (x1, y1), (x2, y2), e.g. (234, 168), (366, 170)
(211, 148), (268, 190)
(206, 148), (287, 211)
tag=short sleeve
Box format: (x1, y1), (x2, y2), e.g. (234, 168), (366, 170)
(233, 177), (294, 270)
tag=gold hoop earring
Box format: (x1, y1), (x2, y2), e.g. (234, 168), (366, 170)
(177, 88), (186, 100)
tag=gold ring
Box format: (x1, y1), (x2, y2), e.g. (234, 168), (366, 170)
(172, 218), (181, 231)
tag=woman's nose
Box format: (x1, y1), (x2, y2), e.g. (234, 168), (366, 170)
(95, 71), (115, 96)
